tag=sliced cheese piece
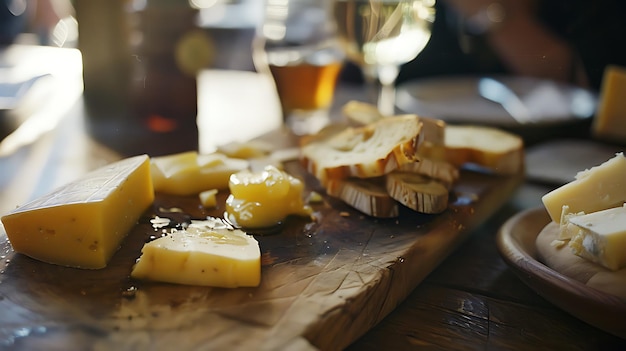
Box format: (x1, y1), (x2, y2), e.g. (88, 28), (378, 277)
(557, 205), (585, 240)
(386, 172), (449, 214)
(566, 204), (626, 271)
(326, 177), (398, 218)
(300, 115), (423, 185)
(592, 65), (626, 143)
(225, 166), (312, 229)
(199, 189), (219, 208)
(542, 152), (626, 223)
(217, 140), (274, 159)
(1, 155), (154, 269)
(151, 151), (249, 195)
(131, 218), (260, 287)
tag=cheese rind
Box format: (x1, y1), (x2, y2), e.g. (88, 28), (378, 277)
(1, 155), (154, 269)
(542, 152), (626, 223)
(565, 204), (626, 271)
(131, 218), (261, 287)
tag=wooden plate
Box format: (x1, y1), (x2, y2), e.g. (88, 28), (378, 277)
(0, 163), (522, 350)
(496, 207), (626, 339)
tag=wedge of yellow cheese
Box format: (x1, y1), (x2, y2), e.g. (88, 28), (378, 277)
(566, 204), (626, 271)
(593, 65), (626, 143)
(150, 151), (249, 195)
(131, 218), (260, 287)
(542, 152), (626, 223)
(1, 155), (154, 269)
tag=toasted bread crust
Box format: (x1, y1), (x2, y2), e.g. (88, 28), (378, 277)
(326, 177), (399, 218)
(421, 125), (524, 175)
(385, 172), (449, 214)
(300, 115), (423, 185)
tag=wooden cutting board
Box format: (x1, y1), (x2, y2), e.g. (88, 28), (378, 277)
(0, 158), (522, 351)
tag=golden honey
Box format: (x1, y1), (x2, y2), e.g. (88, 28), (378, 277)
(225, 166), (312, 229)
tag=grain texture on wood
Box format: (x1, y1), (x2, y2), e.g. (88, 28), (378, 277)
(0, 159), (522, 350)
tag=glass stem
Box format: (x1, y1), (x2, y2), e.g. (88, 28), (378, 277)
(377, 65), (399, 116)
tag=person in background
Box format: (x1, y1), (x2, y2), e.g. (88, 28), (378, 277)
(396, 0), (626, 91)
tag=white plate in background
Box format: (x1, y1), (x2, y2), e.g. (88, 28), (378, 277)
(395, 75), (597, 127)
(525, 139), (623, 185)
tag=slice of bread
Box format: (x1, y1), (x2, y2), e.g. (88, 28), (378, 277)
(386, 171), (449, 214)
(398, 157), (459, 190)
(326, 177), (399, 218)
(422, 125), (524, 175)
(300, 115), (423, 185)
(342, 101), (446, 158)
(342, 100), (447, 157)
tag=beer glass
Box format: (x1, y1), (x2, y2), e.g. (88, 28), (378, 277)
(254, 0), (344, 135)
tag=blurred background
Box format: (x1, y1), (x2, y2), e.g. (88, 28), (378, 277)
(2, 0), (626, 153)
(0, 0), (273, 155)
(1, 0), (262, 69)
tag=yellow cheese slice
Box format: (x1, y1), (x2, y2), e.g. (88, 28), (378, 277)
(150, 151), (249, 195)
(1, 155), (154, 269)
(592, 65), (626, 143)
(566, 204), (626, 271)
(199, 189), (219, 208)
(131, 218), (260, 287)
(542, 152), (626, 223)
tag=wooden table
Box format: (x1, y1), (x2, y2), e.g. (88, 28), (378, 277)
(348, 183), (626, 350)
(1, 45), (625, 350)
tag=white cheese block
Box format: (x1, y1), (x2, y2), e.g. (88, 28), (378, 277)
(565, 204), (626, 271)
(542, 152), (626, 223)
(131, 218), (261, 287)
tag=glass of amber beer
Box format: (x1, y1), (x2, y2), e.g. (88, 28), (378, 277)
(254, 0), (344, 135)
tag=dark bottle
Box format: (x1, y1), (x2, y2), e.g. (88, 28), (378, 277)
(130, 0), (214, 155)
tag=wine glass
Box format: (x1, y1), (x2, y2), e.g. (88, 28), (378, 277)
(333, 0), (436, 115)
